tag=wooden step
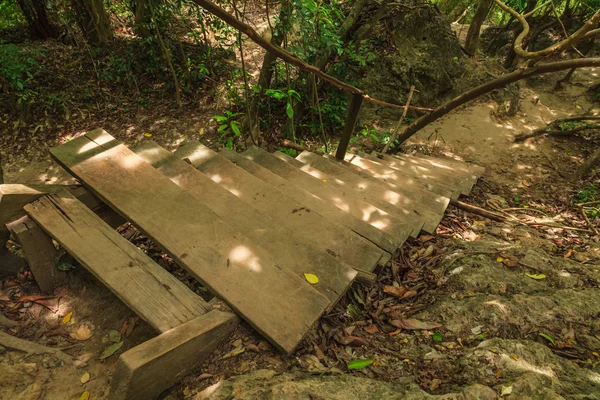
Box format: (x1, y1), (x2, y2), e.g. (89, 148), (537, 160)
(24, 190), (210, 334)
(364, 152), (474, 196)
(173, 142), (387, 271)
(243, 146), (412, 252)
(272, 151), (423, 237)
(343, 153), (460, 200)
(291, 151), (446, 234)
(132, 141), (356, 304)
(414, 152), (485, 179)
(50, 129), (330, 354)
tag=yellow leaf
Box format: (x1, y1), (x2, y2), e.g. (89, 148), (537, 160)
(304, 273), (319, 284)
(80, 372), (90, 384)
(62, 312), (73, 325)
(144, 133), (152, 137)
(322, 180), (327, 183)
(526, 273), (546, 280)
(80, 392), (90, 400)
(496, 257), (504, 263)
(593, 352), (600, 358)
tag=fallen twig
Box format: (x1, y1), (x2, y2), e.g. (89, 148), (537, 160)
(0, 331), (73, 364)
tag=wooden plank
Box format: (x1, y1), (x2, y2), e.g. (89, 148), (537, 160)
(25, 190), (210, 333)
(214, 146), (396, 255)
(290, 151), (445, 235)
(365, 152), (474, 195)
(274, 151), (425, 237)
(174, 142), (386, 272)
(343, 153), (460, 200)
(7, 216), (66, 293)
(132, 141), (356, 304)
(109, 310), (240, 400)
(49, 129), (329, 354)
(414, 152), (485, 177)
(243, 146), (412, 249)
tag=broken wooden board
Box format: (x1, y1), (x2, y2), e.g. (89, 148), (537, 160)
(50, 129), (330, 354)
(274, 151), (427, 237)
(173, 142), (385, 272)
(243, 146), (412, 251)
(215, 147), (395, 257)
(109, 310), (240, 400)
(132, 141), (356, 304)
(7, 216), (66, 293)
(343, 153), (459, 200)
(24, 190), (210, 333)
(364, 152), (474, 196)
(290, 151), (448, 234)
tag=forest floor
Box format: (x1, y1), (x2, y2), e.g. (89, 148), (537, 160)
(2, 55), (600, 400)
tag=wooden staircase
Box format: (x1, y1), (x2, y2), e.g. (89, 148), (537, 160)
(2, 129), (484, 399)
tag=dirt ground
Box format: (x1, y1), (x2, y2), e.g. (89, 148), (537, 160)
(2, 66), (600, 399)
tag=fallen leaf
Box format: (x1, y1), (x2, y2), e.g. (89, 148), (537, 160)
(322, 179), (327, 182)
(522, 180), (531, 187)
(429, 378), (442, 391)
(388, 329), (401, 336)
(120, 316), (136, 337)
(100, 341), (124, 359)
(564, 249), (573, 258)
(71, 325), (93, 341)
(304, 273), (319, 284)
(109, 330), (121, 343)
(246, 343), (260, 352)
(432, 332), (443, 342)
(526, 273), (546, 280)
(144, 133), (152, 137)
(62, 312), (73, 325)
(402, 290), (417, 298)
(420, 235), (435, 243)
(502, 256), (520, 268)
(496, 257), (504, 263)
(390, 319), (442, 330)
(471, 325), (483, 335)
(80, 372), (90, 384)
(221, 346), (245, 360)
(593, 352), (600, 358)
(383, 285), (407, 298)
(539, 332), (555, 345)
(334, 334), (369, 347)
(364, 324), (379, 334)
(347, 359), (374, 370)
(80, 392), (90, 400)
(501, 385), (513, 396)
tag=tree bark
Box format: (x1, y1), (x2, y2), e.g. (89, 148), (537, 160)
(71, 0), (113, 44)
(575, 146), (600, 181)
(16, 0), (61, 39)
(464, 0), (493, 55)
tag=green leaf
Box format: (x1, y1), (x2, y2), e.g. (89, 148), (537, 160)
(539, 332), (555, 345)
(286, 102), (294, 119)
(370, 133), (380, 143)
(432, 332), (443, 342)
(213, 115), (228, 122)
(230, 121), (241, 136)
(109, 330), (122, 343)
(100, 341), (123, 360)
(348, 359), (374, 370)
(526, 273), (547, 280)
(218, 124), (228, 132)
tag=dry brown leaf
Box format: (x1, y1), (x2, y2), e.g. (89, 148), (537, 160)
(390, 319), (443, 330)
(402, 290), (418, 298)
(364, 324), (379, 334)
(71, 325), (93, 341)
(383, 285), (408, 298)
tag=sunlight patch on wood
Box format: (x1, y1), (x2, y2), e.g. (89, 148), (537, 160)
(229, 246), (262, 273)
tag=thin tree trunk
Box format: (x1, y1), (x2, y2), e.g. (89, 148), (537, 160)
(71, 0), (113, 44)
(465, 0), (494, 55)
(16, 0), (61, 39)
(575, 146), (600, 180)
(503, 0), (538, 69)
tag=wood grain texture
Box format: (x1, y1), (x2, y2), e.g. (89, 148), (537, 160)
(173, 142), (384, 272)
(109, 310), (240, 400)
(25, 190), (209, 333)
(243, 146), (411, 251)
(49, 129), (329, 354)
(215, 146), (394, 256)
(293, 151), (447, 235)
(343, 153), (459, 200)
(132, 141), (356, 304)
(7, 216), (66, 293)
(275, 150), (425, 237)
(414, 152), (485, 177)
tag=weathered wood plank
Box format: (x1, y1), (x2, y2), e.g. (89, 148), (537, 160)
(215, 146), (395, 256)
(274, 150), (426, 237)
(25, 190), (210, 333)
(49, 129), (329, 354)
(173, 142), (385, 272)
(292, 151), (448, 234)
(109, 310), (240, 400)
(132, 141), (356, 304)
(243, 146), (412, 250)
(7, 216), (66, 293)
(364, 152), (473, 195)
(415, 152), (485, 177)
(343, 153), (459, 200)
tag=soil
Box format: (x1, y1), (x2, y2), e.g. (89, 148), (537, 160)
(2, 12), (600, 400)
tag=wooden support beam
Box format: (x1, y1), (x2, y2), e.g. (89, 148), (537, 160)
(335, 93), (364, 160)
(6, 216), (66, 293)
(109, 310), (240, 400)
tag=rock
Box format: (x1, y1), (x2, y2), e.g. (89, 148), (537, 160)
(459, 384), (498, 400)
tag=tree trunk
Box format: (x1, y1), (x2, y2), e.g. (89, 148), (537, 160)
(464, 0), (493, 55)
(575, 145), (600, 181)
(16, 0), (61, 39)
(503, 0), (538, 69)
(71, 0), (113, 44)
(134, 0), (156, 37)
